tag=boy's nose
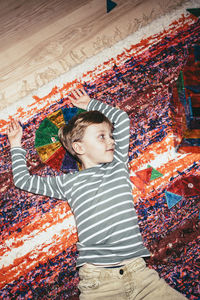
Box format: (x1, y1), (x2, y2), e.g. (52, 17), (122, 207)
(108, 137), (114, 146)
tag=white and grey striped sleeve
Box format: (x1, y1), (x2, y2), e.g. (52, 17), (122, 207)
(87, 99), (130, 163)
(11, 147), (69, 200)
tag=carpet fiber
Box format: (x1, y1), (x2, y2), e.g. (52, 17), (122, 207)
(0, 8), (200, 300)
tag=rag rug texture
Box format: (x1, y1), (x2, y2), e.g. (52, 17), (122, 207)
(0, 10), (200, 300)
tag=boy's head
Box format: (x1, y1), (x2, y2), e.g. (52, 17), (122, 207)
(58, 110), (114, 167)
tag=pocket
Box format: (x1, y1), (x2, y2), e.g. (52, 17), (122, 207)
(128, 257), (146, 273)
(78, 266), (100, 292)
(78, 277), (100, 292)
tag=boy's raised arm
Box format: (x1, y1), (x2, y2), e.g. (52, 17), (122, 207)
(7, 120), (70, 200)
(69, 88), (130, 164)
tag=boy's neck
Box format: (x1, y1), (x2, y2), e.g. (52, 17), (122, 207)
(81, 160), (97, 170)
(80, 155), (102, 170)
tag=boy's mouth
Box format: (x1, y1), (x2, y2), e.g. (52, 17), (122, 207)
(107, 148), (114, 152)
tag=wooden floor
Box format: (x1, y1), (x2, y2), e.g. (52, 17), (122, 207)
(0, 0), (185, 110)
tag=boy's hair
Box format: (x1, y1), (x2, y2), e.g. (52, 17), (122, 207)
(58, 110), (113, 161)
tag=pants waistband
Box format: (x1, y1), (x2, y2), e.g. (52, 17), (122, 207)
(79, 257), (148, 280)
(104, 264), (124, 269)
(104, 257), (149, 269)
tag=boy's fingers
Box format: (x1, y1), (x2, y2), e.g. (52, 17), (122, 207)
(8, 122), (14, 132)
(10, 120), (17, 129)
(69, 90), (81, 101)
(11, 120), (16, 129)
(80, 88), (87, 95)
(72, 89), (79, 99)
(71, 87), (86, 96)
(75, 89), (83, 96)
(67, 95), (75, 101)
(7, 119), (21, 133)
(77, 87), (88, 96)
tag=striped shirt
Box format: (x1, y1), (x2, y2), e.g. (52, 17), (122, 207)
(11, 99), (150, 267)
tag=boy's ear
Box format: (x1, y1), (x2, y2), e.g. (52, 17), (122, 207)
(72, 142), (85, 155)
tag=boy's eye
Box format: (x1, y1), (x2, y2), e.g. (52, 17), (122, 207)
(99, 134), (105, 139)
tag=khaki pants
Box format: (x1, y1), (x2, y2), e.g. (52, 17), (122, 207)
(78, 257), (186, 300)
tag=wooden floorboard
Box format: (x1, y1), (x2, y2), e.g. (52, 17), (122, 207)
(0, 0), (185, 110)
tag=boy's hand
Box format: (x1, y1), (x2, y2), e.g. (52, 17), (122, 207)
(68, 88), (91, 110)
(7, 119), (23, 148)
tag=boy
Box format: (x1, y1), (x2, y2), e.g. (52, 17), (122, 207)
(7, 88), (186, 299)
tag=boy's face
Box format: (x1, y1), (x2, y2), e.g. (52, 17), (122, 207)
(76, 122), (115, 169)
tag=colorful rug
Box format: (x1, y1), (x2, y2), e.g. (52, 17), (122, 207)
(0, 4), (200, 300)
